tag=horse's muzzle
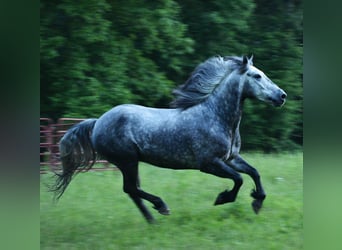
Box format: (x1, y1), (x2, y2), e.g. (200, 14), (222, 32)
(269, 89), (287, 107)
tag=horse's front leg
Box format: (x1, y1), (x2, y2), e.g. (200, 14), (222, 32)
(200, 158), (243, 205)
(227, 155), (266, 214)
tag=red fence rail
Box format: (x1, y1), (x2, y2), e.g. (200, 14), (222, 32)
(40, 118), (110, 173)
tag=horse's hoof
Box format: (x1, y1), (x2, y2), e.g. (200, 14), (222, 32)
(158, 207), (171, 215)
(214, 192), (225, 205)
(153, 205), (170, 215)
(146, 215), (156, 224)
(214, 190), (235, 205)
(250, 189), (266, 200)
(214, 195), (225, 206)
(252, 199), (263, 214)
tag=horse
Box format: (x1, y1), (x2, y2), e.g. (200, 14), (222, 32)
(51, 55), (287, 223)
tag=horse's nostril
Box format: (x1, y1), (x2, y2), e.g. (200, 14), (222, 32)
(281, 93), (287, 99)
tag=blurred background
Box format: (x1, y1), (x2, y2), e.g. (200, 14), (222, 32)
(40, 0), (302, 152)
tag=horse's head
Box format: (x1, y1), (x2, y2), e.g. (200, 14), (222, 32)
(242, 55), (287, 107)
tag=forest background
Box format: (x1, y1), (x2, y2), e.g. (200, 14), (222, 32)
(40, 0), (302, 152)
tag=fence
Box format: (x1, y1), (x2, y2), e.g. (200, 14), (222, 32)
(40, 118), (110, 173)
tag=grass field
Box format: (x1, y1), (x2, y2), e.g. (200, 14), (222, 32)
(40, 152), (303, 250)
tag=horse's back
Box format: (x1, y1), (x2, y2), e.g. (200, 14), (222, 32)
(94, 104), (175, 130)
(91, 104), (177, 163)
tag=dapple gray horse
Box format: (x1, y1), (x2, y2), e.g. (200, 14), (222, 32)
(52, 55), (286, 223)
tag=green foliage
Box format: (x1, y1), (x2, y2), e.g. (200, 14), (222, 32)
(41, 0), (116, 118)
(40, 0), (302, 151)
(176, 0), (255, 59)
(40, 152), (303, 249)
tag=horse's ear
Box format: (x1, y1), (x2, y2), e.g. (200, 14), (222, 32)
(249, 55), (254, 65)
(242, 55), (248, 65)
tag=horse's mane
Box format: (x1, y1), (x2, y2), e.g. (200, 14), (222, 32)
(170, 55), (248, 109)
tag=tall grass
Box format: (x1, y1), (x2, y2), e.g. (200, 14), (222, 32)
(40, 152), (303, 249)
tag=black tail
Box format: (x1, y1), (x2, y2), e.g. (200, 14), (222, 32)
(51, 118), (97, 200)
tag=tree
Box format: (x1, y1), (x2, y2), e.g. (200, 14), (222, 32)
(176, 0), (255, 65)
(40, 0), (194, 120)
(108, 0), (194, 105)
(41, 0), (126, 119)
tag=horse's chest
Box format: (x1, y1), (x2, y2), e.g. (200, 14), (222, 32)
(220, 129), (240, 160)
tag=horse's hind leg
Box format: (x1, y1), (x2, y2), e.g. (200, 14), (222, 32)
(133, 164), (170, 215)
(228, 155), (266, 214)
(117, 162), (169, 223)
(138, 189), (170, 215)
(117, 162), (154, 223)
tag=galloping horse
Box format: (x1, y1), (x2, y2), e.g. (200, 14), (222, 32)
(52, 55), (287, 223)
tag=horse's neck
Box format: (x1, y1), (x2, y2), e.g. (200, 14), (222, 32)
(207, 76), (244, 130)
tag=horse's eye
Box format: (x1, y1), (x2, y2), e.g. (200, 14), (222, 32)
(254, 74), (261, 79)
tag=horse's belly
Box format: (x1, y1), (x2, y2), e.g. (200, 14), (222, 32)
(139, 149), (198, 170)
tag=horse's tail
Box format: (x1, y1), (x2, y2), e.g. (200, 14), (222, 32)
(51, 118), (97, 200)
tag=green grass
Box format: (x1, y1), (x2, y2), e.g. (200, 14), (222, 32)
(40, 152), (303, 250)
